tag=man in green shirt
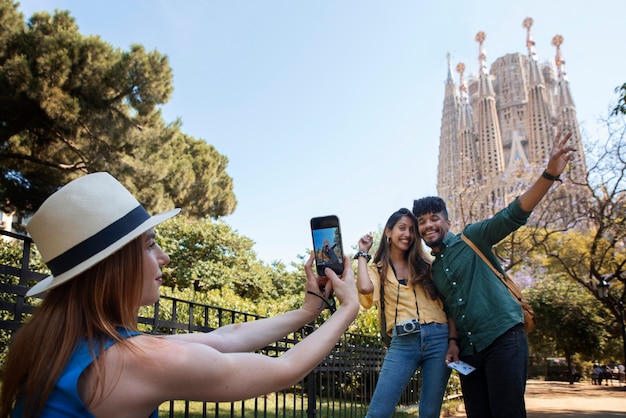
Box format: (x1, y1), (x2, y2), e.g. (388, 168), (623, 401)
(412, 132), (574, 418)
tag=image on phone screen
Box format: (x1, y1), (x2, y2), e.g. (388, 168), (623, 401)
(310, 216), (344, 276)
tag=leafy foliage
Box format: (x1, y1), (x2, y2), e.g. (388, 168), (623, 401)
(0, 236), (47, 366)
(530, 112), (626, 357)
(0, 236), (47, 275)
(153, 217), (367, 334)
(0, 1), (236, 218)
(613, 83), (626, 116)
(156, 216), (304, 301)
(483, 96), (626, 363)
(526, 276), (609, 363)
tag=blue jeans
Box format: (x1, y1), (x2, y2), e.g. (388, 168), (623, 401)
(366, 322), (450, 418)
(459, 324), (529, 418)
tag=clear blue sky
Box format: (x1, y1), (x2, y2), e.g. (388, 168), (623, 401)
(17, 1), (626, 266)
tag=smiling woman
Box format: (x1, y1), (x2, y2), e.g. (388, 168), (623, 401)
(0, 172), (359, 418)
(354, 208), (458, 418)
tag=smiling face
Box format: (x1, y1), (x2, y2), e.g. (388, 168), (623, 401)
(416, 211), (450, 251)
(140, 229), (170, 306)
(386, 215), (415, 254)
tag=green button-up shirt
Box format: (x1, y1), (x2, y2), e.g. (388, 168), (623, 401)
(431, 199), (530, 355)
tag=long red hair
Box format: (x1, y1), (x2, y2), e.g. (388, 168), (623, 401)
(0, 235), (144, 417)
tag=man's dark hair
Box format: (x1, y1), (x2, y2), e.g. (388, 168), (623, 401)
(412, 196), (449, 220)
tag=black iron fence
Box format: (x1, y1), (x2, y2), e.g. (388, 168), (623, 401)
(0, 229), (452, 417)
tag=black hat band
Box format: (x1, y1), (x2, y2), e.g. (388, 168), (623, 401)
(46, 206), (150, 277)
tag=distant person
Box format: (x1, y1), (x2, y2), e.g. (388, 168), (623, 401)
(322, 239), (340, 264)
(355, 208), (458, 418)
(0, 172), (359, 417)
(599, 364), (609, 386)
(412, 132), (575, 418)
(592, 364), (602, 385)
(570, 365), (581, 383)
(618, 363), (625, 384)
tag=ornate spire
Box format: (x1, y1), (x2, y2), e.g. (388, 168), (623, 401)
(443, 51), (459, 102)
(523, 17), (544, 87)
(446, 51), (454, 82)
(456, 62), (467, 101)
(522, 17), (538, 62)
(456, 61), (473, 131)
(552, 34), (575, 116)
(552, 34), (567, 80)
(475, 31), (495, 97)
(475, 31), (487, 74)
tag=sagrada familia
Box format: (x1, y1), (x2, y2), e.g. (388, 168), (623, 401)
(437, 17), (589, 227)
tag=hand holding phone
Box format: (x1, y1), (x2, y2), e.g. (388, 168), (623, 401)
(303, 251), (359, 321)
(310, 215), (344, 277)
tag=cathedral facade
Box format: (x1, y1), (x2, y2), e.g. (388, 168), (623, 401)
(437, 18), (588, 228)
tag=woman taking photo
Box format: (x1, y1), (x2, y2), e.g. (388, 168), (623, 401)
(355, 208), (458, 418)
(0, 172), (358, 418)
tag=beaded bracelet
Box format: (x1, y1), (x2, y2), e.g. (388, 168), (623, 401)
(353, 251), (372, 262)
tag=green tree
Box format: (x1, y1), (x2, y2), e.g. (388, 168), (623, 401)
(0, 1), (236, 218)
(613, 83), (626, 116)
(526, 276), (608, 383)
(484, 92), (626, 362)
(156, 216), (303, 301)
(528, 111), (626, 362)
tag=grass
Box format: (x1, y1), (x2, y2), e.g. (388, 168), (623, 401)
(394, 397), (464, 417)
(158, 394), (464, 417)
(159, 394), (369, 418)
(441, 397), (464, 416)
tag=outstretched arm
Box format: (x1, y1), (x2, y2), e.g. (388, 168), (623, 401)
(153, 256), (359, 400)
(517, 132), (575, 212)
(166, 253), (349, 353)
(91, 256), (360, 416)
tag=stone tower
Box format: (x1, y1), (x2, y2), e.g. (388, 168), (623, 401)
(436, 18), (588, 227)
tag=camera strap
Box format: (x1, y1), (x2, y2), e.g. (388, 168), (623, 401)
(389, 261), (419, 327)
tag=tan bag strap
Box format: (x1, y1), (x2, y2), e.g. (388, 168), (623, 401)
(461, 234), (505, 282)
(461, 234), (534, 333)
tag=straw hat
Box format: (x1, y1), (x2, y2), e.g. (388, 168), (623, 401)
(26, 172), (180, 297)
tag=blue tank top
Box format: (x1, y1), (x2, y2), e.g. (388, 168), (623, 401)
(12, 330), (158, 417)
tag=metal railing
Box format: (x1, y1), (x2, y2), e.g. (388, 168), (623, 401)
(0, 229), (430, 417)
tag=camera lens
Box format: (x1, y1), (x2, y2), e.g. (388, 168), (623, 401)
(403, 322), (416, 333)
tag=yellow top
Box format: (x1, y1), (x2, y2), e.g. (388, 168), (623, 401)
(358, 263), (447, 337)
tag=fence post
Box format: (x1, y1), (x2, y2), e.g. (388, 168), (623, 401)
(306, 370), (317, 418)
(304, 320), (317, 418)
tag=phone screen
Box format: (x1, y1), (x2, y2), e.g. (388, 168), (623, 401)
(310, 215), (344, 276)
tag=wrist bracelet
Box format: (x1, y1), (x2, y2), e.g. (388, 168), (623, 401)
(353, 251), (372, 262)
(448, 337), (460, 344)
(541, 170), (562, 183)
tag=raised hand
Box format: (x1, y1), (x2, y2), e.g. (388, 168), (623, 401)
(545, 132), (575, 177)
(358, 233), (373, 253)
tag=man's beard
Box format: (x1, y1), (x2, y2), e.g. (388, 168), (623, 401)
(423, 233), (445, 249)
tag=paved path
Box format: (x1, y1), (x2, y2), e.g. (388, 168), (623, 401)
(450, 379), (626, 417)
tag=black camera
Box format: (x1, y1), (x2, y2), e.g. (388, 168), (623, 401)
(395, 318), (420, 337)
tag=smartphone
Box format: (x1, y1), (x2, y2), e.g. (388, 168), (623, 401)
(310, 215), (344, 276)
